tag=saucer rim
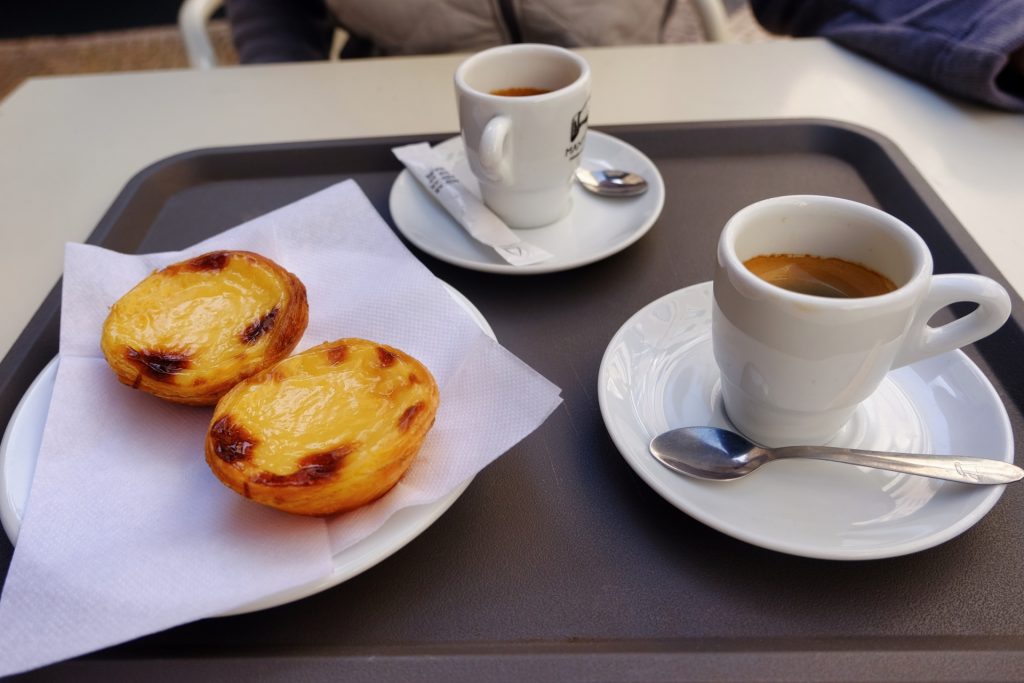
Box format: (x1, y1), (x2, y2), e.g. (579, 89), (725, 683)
(387, 129), (666, 275)
(597, 281), (1013, 561)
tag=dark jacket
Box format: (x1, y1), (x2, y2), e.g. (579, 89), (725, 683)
(750, 0), (1024, 111)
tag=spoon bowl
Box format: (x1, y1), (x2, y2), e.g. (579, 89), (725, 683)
(575, 167), (648, 197)
(650, 426), (1024, 485)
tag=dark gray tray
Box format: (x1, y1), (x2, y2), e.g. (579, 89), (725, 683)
(3, 120), (1023, 682)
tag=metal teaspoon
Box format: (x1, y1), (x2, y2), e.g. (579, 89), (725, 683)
(649, 426), (1024, 485)
(575, 167), (648, 197)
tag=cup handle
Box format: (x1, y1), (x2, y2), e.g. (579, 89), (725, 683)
(477, 116), (512, 183)
(893, 274), (1011, 368)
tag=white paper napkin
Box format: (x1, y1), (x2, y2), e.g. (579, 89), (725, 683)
(0, 180), (562, 676)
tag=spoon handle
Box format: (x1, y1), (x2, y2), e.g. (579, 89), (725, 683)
(773, 446), (1023, 485)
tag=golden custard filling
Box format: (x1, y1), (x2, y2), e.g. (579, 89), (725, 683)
(218, 345), (428, 475)
(100, 250), (308, 405)
(104, 255), (290, 380)
(206, 338), (439, 516)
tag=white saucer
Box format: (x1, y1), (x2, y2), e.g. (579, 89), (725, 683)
(0, 283), (494, 615)
(597, 282), (1014, 561)
(388, 130), (665, 274)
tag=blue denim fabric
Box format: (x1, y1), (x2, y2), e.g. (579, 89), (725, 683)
(751, 0), (1024, 111)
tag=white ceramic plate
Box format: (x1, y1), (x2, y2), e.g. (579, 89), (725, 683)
(388, 130), (665, 274)
(597, 281), (1014, 561)
(0, 283), (494, 615)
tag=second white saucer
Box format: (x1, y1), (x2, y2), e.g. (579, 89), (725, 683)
(597, 282), (1014, 561)
(388, 130), (665, 274)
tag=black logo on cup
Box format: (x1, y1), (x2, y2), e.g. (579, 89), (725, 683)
(570, 106), (589, 142)
(565, 100), (589, 160)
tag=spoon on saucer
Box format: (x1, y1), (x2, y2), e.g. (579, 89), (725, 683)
(575, 167), (648, 197)
(650, 426), (1024, 485)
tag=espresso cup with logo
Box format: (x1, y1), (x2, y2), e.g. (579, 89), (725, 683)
(454, 44), (590, 229)
(712, 195), (1011, 447)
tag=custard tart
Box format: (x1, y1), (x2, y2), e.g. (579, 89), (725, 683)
(100, 250), (308, 405)
(205, 338), (439, 516)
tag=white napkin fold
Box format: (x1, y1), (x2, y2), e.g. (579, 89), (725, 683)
(0, 180), (562, 676)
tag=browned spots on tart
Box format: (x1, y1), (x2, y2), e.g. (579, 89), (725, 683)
(398, 402), (425, 432)
(203, 338), (437, 516)
(326, 344), (348, 365)
(241, 306), (279, 345)
(209, 416), (258, 464)
(125, 347), (191, 381)
(102, 250), (308, 406)
(377, 346), (398, 368)
(252, 444), (356, 487)
(163, 251), (230, 274)
(269, 282), (307, 358)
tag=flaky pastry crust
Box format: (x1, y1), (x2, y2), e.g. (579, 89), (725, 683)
(100, 250), (308, 405)
(204, 338), (439, 516)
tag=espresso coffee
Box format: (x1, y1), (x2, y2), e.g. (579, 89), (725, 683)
(743, 253), (897, 298)
(490, 87), (552, 97)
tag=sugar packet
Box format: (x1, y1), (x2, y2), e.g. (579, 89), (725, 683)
(392, 142), (553, 267)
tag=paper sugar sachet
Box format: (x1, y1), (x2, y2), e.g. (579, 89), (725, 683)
(393, 142), (553, 267)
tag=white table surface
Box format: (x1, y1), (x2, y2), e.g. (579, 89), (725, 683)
(1, 39), (1022, 363)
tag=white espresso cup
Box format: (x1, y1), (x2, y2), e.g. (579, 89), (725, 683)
(454, 44), (590, 229)
(712, 195), (1011, 447)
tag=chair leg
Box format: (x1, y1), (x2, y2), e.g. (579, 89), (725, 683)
(178, 0), (225, 69)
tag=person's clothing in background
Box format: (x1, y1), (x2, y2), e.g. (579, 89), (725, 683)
(228, 0), (334, 62)
(329, 0), (677, 56)
(226, 0), (1024, 112)
(750, 0), (1024, 111)
(227, 0), (677, 62)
